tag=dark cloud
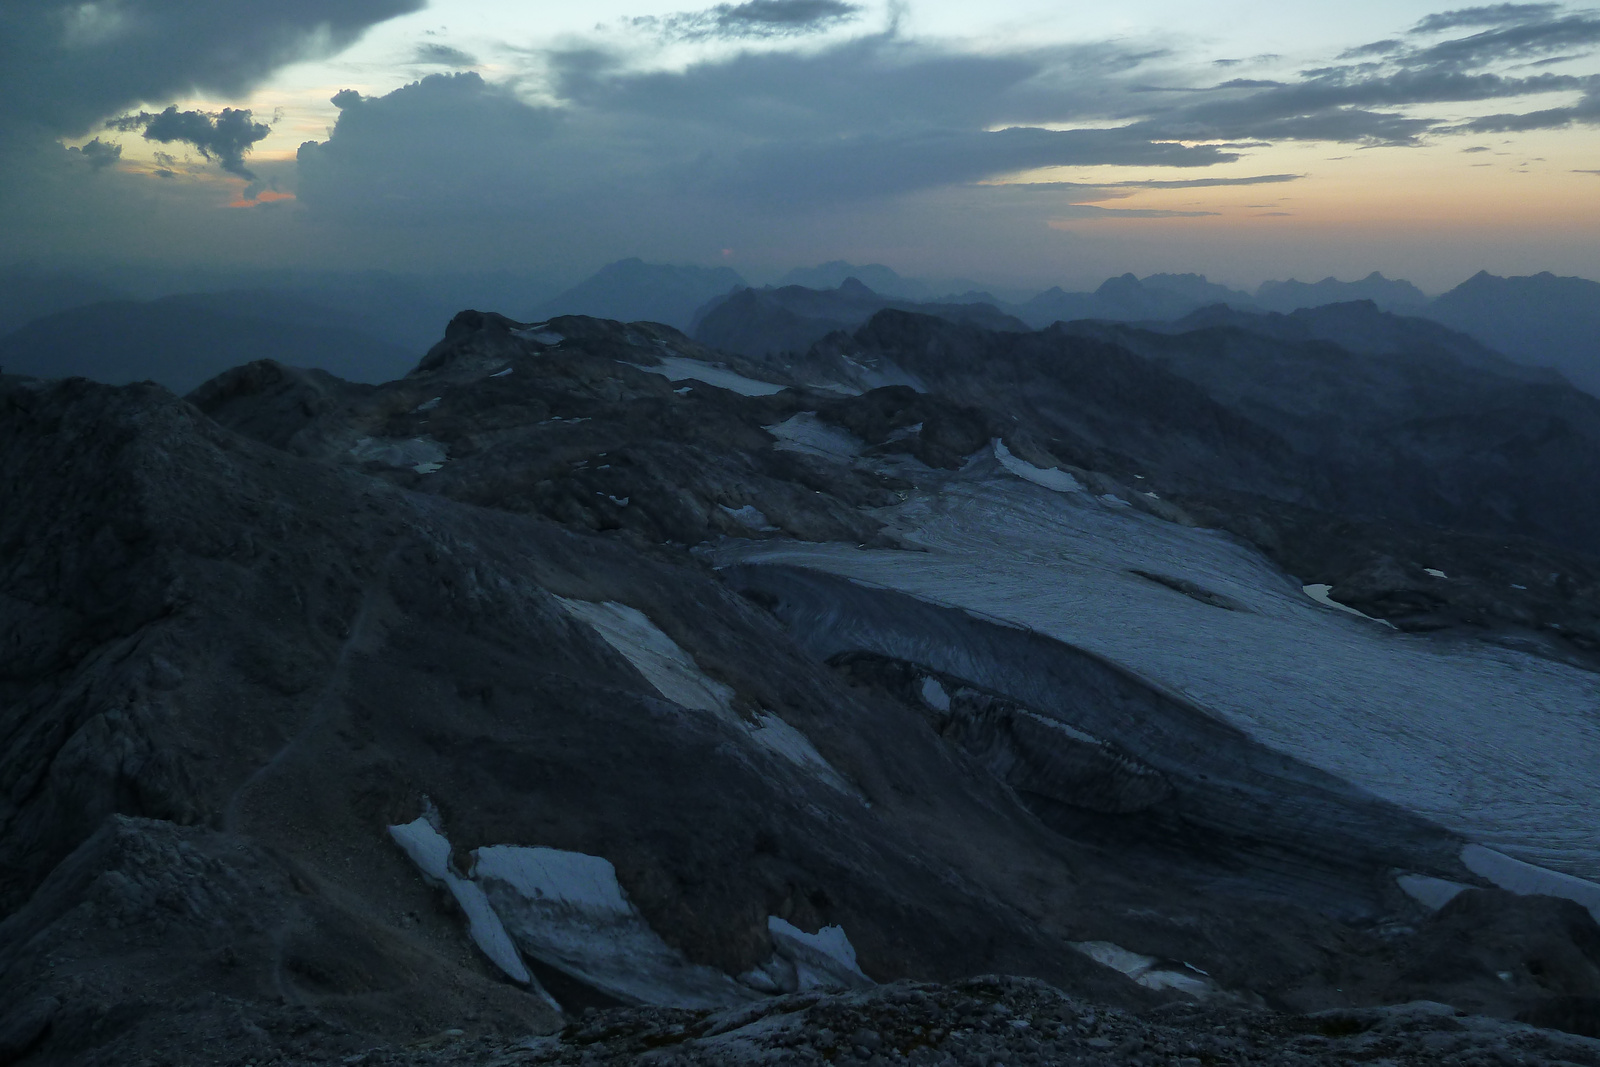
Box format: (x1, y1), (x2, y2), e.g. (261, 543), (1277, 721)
(107, 107), (271, 177)
(73, 138), (122, 171)
(1411, 4), (1560, 33)
(1446, 89), (1600, 129)
(0, 0), (423, 136)
(1340, 40), (1405, 58)
(1409, 13), (1600, 68)
(415, 44), (479, 67)
(629, 0), (862, 41)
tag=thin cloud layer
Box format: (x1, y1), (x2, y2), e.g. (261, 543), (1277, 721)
(628, 0), (863, 41)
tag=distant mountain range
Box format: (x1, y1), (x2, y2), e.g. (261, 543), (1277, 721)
(533, 257), (746, 330)
(0, 292), (418, 393)
(0, 260), (1594, 397)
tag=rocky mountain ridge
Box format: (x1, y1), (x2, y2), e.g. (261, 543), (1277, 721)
(3, 302), (1600, 1064)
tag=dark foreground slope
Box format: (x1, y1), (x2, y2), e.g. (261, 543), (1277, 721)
(3, 308), (1600, 1063)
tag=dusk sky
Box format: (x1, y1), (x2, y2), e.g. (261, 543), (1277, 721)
(3, 0), (1598, 291)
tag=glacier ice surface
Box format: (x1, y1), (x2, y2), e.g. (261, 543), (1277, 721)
(716, 469), (1600, 881)
(1462, 844), (1600, 922)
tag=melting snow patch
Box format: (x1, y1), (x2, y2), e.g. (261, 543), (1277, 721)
(1397, 873), (1470, 911)
(513, 325), (565, 345)
(491, 366), (513, 378)
(1099, 494), (1131, 508)
(1072, 941), (1215, 998)
(721, 504), (778, 531)
(413, 396), (442, 413)
(348, 436), (448, 474)
(764, 413), (862, 462)
(1302, 584), (1395, 627)
(1462, 844), (1600, 922)
(747, 712), (852, 793)
(765, 917), (873, 992)
(919, 675), (951, 712)
(1425, 568), (1449, 579)
(1018, 709), (1100, 745)
(387, 818), (536, 989)
(993, 439), (1085, 493)
(471, 845), (756, 1009)
(628, 356), (786, 396)
(557, 598), (737, 716)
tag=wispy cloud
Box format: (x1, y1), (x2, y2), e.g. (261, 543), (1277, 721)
(627, 0), (862, 41)
(414, 43), (478, 67)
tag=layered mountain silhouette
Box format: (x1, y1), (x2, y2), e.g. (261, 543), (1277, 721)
(533, 258), (746, 330)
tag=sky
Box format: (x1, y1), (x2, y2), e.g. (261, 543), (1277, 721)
(2, 0), (1598, 293)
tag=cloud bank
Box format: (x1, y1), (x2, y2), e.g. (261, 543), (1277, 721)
(0, 0), (423, 137)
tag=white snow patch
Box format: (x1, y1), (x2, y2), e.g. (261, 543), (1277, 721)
(513, 326), (565, 345)
(766, 916), (873, 991)
(1397, 873), (1470, 911)
(628, 356), (786, 396)
(388, 819), (534, 987)
(748, 712), (852, 792)
(1462, 845), (1600, 922)
(472, 845), (755, 1009)
(1302, 584), (1395, 627)
(1072, 941), (1214, 998)
(993, 439), (1084, 493)
(1425, 568), (1449, 579)
(919, 675), (951, 711)
(348, 436), (447, 474)
(764, 413), (862, 462)
(840, 354), (926, 393)
(491, 366), (513, 378)
(413, 396), (442, 413)
(1099, 494), (1131, 508)
(721, 503), (777, 531)
(556, 598), (736, 716)
(608, 495), (630, 506)
(1018, 709), (1100, 745)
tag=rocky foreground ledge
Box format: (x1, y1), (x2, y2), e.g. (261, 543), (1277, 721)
(88, 978), (1588, 1067)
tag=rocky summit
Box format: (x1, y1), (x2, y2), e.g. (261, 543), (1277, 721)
(3, 302), (1600, 1066)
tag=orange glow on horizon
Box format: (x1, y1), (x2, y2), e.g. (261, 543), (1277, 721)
(227, 190), (297, 208)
